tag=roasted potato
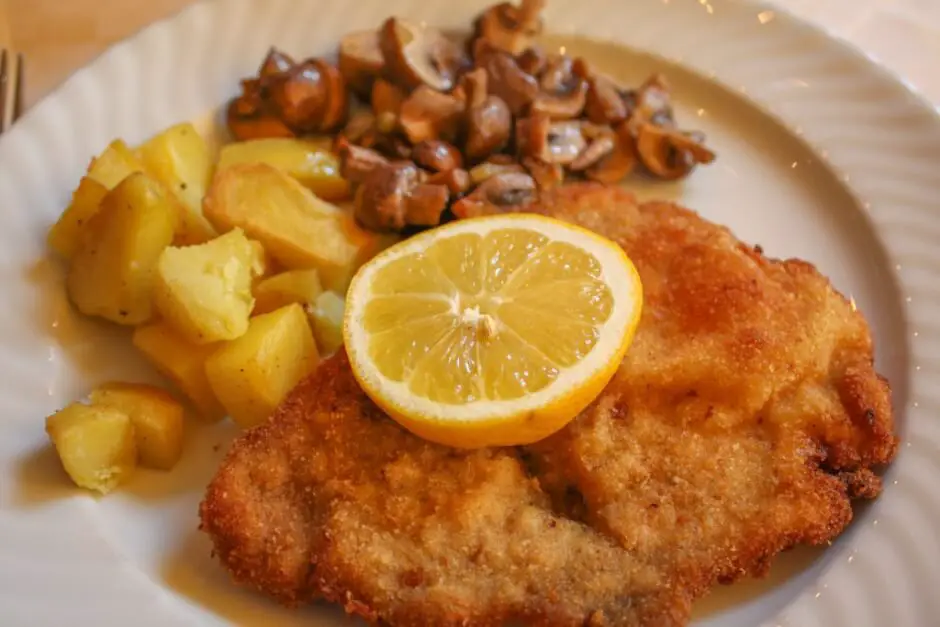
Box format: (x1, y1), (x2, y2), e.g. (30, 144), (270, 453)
(217, 137), (351, 201)
(253, 269), (323, 315)
(87, 139), (145, 189)
(132, 322), (226, 422)
(205, 303), (320, 428)
(203, 163), (397, 293)
(67, 172), (179, 325)
(45, 403), (137, 494)
(90, 382), (184, 471)
(309, 290), (346, 355)
(47, 176), (109, 260)
(137, 123), (217, 245)
(153, 228), (266, 344)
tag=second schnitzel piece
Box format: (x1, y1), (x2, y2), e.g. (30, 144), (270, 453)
(200, 183), (897, 626)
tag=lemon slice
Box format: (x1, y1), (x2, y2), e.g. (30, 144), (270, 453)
(344, 214), (643, 448)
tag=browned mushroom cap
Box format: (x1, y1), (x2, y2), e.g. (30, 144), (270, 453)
(474, 0), (546, 56)
(412, 140), (464, 172)
(583, 121), (638, 184)
(569, 129), (616, 171)
(477, 48), (540, 116)
(226, 99), (296, 141)
(452, 172), (537, 219)
(379, 17), (469, 92)
(354, 161), (450, 231)
(530, 55), (588, 120)
(268, 59), (348, 133)
(635, 123), (715, 180)
(398, 86), (466, 144)
(340, 110), (378, 144)
(259, 48), (295, 78)
(338, 30), (385, 98)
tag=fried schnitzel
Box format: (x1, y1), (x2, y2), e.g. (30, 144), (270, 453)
(200, 183), (897, 626)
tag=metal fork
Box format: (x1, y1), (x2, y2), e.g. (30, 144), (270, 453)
(0, 49), (24, 133)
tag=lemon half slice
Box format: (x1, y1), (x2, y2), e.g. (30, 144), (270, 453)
(344, 214), (642, 448)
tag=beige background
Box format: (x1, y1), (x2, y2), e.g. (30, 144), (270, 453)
(3, 0), (940, 110)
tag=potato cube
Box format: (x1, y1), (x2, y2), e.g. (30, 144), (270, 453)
(309, 290), (346, 355)
(205, 304), (320, 428)
(45, 403), (137, 494)
(203, 163), (397, 293)
(132, 322), (226, 421)
(138, 123), (217, 245)
(67, 172), (179, 325)
(87, 139), (145, 189)
(90, 382), (184, 471)
(153, 229), (265, 344)
(254, 269), (322, 315)
(217, 137), (351, 201)
(47, 176), (109, 260)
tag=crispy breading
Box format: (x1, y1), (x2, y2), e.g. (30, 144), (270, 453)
(200, 183), (897, 626)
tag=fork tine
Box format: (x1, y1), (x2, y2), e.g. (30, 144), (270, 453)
(0, 50), (8, 131)
(13, 53), (23, 121)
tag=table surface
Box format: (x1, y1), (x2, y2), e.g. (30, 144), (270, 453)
(3, 0), (940, 109)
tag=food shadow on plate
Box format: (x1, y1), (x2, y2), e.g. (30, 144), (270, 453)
(11, 442), (77, 507)
(162, 526), (353, 627)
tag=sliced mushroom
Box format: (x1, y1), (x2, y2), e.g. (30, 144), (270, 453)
(518, 114), (587, 165)
(427, 167), (472, 196)
(335, 138), (390, 184)
(452, 172), (537, 219)
(631, 73), (675, 129)
(398, 86), (466, 144)
(635, 123), (714, 180)
(522, 156), (564, 190)
(412, 140), (463, 172)
(268, 59), (348, 133)
(584, 72), (629, 125)
(340, 110), (377, 143)
(354, 161), (449, 231)
(516, 47), (547, 76)
(478, 49), (540, 116)
(469, 161), (526, 185)
(569, 132), (616, 171)
(371, 79), (407, 133)
(584, 122), (638, 183)
(473, 0), (546, 56)
(466, 95), (512, 162)
(379, 17), (469, 92)
(226, 99), (296, 141)
(338, 30), (385, 98)
(259, 48), (295, 78)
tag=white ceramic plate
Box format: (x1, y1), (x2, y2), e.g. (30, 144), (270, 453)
(1, 0), (938, 625)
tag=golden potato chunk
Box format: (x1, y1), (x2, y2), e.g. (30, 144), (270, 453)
(138, 122), (217, 245)
(90, 382), (184, 471)
(47, 176), (109, 260)
(45, 403), (137, 494)
(67, 172), (179, 325)
(309, 290), (346, 356)
(253, 269), (322, 315)
(217, 137), (351, 201)
(132, 322), (226, 422)
(153, 229), (266, 344)
(203, 163), (397, 293)
(205, 304), (320, 428)
(87, 139), (145, 189)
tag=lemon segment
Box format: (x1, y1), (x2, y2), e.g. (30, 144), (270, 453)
(344, 214), (643, 448)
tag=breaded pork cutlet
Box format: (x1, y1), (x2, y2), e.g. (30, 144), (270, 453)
(200, 183), (897, 626)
